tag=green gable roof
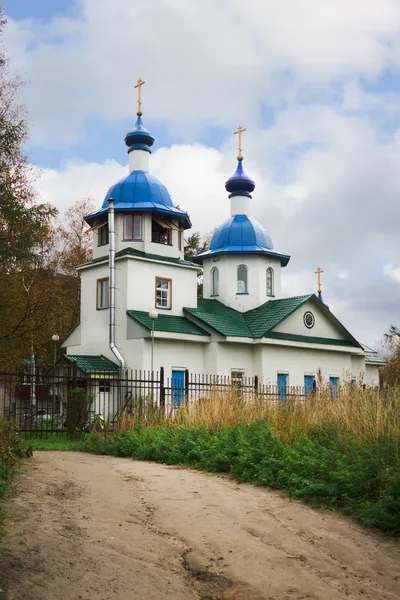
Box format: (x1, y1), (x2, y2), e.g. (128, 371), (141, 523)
(78, 247), (199, 269)
(244, 295), (312, 337)
(184, 295), (312, 338)
(184, 299), (252, 337)
(127, 310), (210, 336)
(184, 295), (360, 348)
(64, 355), (119, 373)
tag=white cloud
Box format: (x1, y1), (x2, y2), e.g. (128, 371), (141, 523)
(6, 0), (400, 147)
(384, 264), (400, 283)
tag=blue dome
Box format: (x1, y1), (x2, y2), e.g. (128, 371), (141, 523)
(124, 115), (155, 154)
(225, 159), (255, 198)
(84, 170), (191, 229)
(195, 214), (290, 266)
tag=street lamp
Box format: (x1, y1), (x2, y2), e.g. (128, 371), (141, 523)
(148, 311), (158, 374)
(51, 334), (60, 365)
(51, 334), (60, 415)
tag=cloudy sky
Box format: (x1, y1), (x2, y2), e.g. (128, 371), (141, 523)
(4, 0), (400, 347)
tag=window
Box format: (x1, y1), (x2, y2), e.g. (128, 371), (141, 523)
(211, 267), (219, 296)
(231, 370), (244, 396)
(266, 267), (274, 297)
(123, 214), (142, 240)
(178, 230), (183, 251)
(152, 219), (172, 245)
(155, 277), (171, 309)
(97, 278), (109, 309)
(97, 223), (109, 246)
(237, 265), (248, 293)
(99, 380), (110, 393)
(303, 311), (315, 329)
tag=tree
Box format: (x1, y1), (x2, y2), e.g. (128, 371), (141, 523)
(0, 10), (56, 365)
(57, 197), (95, 277)
(0, 11), (54, 273)
(184, 231), (213, 297)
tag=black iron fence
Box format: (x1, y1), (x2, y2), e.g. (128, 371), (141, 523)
(0, 367), (309, 437)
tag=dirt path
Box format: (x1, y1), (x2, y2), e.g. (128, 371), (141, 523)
(1, 452), (399, 600)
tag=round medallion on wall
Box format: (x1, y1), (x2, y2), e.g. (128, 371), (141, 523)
(303, 311), (315, 329)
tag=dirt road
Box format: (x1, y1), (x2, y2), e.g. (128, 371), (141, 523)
(1, 452), (399, 600)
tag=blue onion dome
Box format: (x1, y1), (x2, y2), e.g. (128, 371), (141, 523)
(195, 214), (290, 266)
(124, 115), (155, 154)
(84, 170), (191, 230)
(225, 159), (255, 198)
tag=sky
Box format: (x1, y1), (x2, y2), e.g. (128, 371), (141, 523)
(4, 0), (400, 348)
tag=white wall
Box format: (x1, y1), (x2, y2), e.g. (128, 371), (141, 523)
(259, 343), (354, 386)
(364, 364), (380, 386)
(203, 254), (283, 312)
(125, 258), (198, 316)
(273, 299), (346, 339)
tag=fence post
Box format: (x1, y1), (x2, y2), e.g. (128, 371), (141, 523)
(254, 375), (259, 398)
(72, 359), (78, 389)
(185, 369), (189, 407)
(160, 366), (165, 408)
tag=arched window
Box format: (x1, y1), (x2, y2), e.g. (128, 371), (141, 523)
(211, 267), (219, 296)
(266, 267), (274, 297)
(237, 265), (248, 293)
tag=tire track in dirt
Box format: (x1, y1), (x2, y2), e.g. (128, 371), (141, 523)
(1, 452), (399, 600)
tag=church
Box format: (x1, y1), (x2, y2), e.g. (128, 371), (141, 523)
(63, 81), (382, 396)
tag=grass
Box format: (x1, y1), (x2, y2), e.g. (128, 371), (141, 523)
(26, 385), (400, 536)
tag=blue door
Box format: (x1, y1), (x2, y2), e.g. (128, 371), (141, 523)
(277, 373), (288, 401)
(329, 377), (339, 399)
(172, 370), (185, 407)
(304, 375), (315, 396)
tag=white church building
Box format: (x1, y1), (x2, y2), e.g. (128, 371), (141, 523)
(63, 90), (382, 399)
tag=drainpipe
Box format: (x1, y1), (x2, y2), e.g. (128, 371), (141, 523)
(108, 198), (126, 374)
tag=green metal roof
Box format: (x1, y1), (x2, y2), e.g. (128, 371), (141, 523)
(266, 332), (358, 347)
(127, 310), (210, 336)
(184, 296), (312, 338)
(184, 295), (360, 348)
(184, 299), (252, 337)
(64, 355), (119, 373)
(78, 247), (199, 269)
(245, 295), (312, 337)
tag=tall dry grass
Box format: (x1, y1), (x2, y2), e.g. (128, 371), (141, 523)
(117, 386), (400, 442)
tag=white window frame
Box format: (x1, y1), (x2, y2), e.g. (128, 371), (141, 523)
(155, 277), (172, 309)
(237, 264), (248, 294)
(266, 267), (274, 297)
(211, 267), (219, 296)
(97, 277), (109, 310)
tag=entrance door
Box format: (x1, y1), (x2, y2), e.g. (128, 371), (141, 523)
(172, 370), (185, 408)
(277, 373), (288, 401)
(329, 376), (339, 399)
(304, 375), (315, 396)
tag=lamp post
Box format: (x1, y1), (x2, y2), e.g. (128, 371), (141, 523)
(51, 334), (59, 414)
(148, 311), (158, 374)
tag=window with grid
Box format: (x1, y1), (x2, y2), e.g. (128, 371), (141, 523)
(155, 278), (171, 309)
(123, 214), (142, 240)
(97, 223), (109, 246)
(97, 278), (109, 309)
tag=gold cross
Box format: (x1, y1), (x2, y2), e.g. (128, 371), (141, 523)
(134, 78), (145, 115)
(315, 267), (324, 294)
(234, 124), (246, 159)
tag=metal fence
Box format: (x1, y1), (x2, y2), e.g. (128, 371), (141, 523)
(0, 367), (308, 437)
